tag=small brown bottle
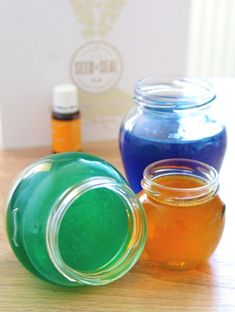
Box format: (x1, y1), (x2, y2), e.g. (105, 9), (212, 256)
(51, 84), (81, 153)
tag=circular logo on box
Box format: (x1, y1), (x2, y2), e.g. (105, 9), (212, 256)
(70, 41), (123, 93)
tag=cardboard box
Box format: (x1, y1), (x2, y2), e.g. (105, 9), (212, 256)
(0, 0), (190, 149)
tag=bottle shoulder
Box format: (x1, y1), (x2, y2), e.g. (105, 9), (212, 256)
(120, 106), (226, 141)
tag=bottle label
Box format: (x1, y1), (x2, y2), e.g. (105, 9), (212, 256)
(52, 118), (81, 152)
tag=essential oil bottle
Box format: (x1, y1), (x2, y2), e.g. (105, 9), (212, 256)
(51, 83), (81, 153)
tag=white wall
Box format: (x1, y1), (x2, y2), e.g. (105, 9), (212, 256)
(187, 0), (235, 77)
(0, 108), (3, 149)
(0, 0), (191, 149)
(0, 0), (73, 149)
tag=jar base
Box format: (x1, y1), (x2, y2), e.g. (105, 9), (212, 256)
(156, 259), (204, 271)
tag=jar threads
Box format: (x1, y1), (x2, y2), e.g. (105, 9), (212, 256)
(134, 77), (216, 110)
(46, 176), (147, 285)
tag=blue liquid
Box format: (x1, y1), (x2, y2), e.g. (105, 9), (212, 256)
(120, 129), (227, 193)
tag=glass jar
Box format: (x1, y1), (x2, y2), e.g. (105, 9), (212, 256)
(119, 77), (227, 193)
(138, 158), (225, 270)
(5, 153), (147, 286)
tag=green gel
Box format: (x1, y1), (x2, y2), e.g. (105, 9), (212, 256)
(59, 188), (129, 272)
(6, 153), (146, 286)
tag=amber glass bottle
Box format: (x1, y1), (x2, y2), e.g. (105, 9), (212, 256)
(51, 84), (81, 153)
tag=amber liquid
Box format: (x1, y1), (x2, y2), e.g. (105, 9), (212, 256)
(139, 175), (225, 270)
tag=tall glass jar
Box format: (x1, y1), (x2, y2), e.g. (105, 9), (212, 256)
(5, 153), (147, 286)
(119, 77), (227, 193)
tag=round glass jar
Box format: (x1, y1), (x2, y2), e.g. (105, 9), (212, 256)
(119, 77), (227, 193)
(5, 153), (147, 286)
(138, 158), (225, 270)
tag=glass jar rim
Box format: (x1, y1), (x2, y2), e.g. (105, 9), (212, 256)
(46, 176), (147, 286)
(141, 159), (219, 205)
(134, 76), (216, 111)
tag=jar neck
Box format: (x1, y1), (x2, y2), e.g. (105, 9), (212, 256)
(141, 159), (219, 206)
(134, 76), (216, 112)
(46, 176), (146, 286)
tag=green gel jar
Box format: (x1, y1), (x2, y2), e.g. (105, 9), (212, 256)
(5, 153), (147, 286)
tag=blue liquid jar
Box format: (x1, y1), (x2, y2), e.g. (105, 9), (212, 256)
(119, 77), (227, 193)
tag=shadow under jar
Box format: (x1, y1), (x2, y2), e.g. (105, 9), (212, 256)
(138, 159), (225, 270)
(119, 77), (227, 193)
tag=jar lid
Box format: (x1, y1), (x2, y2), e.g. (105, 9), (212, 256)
(46, 176), (147, 286)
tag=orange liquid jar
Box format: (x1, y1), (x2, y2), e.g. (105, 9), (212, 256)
(138, 159), (225, 270)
